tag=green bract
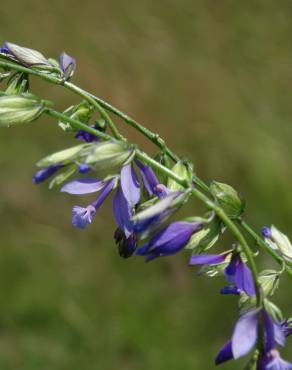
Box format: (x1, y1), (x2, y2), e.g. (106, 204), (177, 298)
(85, 141), (132, 169)
(0, 95), (45, 126)
(167, 161), (192, 191)
(59, 101), (93, 131)
(185, 216), (223, 251)
(210, 181), (244, 218)
(5, 73), (29, 95)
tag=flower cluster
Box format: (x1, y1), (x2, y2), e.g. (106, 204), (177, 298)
(0, 41), (291, 370)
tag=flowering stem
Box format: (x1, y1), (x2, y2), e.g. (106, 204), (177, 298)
(45, 107), (262, 306)
(1, 58), (291, 290)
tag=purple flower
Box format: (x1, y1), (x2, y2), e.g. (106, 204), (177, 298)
(190, 251), (256, 297)
(33, 164), (64, 184)
(135, 159), (169, 198)
(59, 52), (76, 79)
(75, 128), (99, 143)
(133, 191), (187, 239)
(114, 228), (137, 258)
(136, 221), (203, 262)
(61, 162), (141, 233)
(258, 350), (292, 370)
(62, 177), (117, 229)
(215, 308), (286, 366)
(72, 205), (96, 229)
(280, 320), (292, 337)
(78, 164), (91, 174)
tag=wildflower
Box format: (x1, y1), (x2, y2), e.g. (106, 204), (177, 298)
(215, 308), (286, 366)
(61, 162), (141, 233)
(258, 349), (292, 370)
(114, 227), (137, 258)
(33, 164), (64, 184)
(135, 159), (169, 198)
(189, 251), (255, 296)
(68, 178), (117, 229)
(59, 52), (76, 79)
(136, 221), (203, 262)
(133, 190), (188, 238)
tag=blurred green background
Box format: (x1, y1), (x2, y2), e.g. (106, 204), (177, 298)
(0, 1), (292, 369)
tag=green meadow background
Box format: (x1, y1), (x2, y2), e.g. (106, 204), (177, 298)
(0, 1), (292, 369)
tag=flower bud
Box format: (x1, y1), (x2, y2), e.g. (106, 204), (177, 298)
(37, 144), (88, 167)
(85, 141), (133, 169)
(59, 52), (76, 80)
(3, 42), (51, 67)
(167, 161), (193, 191)
(0, 95), (44, 126)
(264, 225), (292, 261)
(210, 181), (244, 218)
(59, 101), (93, 131)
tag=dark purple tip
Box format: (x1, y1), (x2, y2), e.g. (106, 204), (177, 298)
(75, 128), (99, 143)
(220, 286), (241, 295)
(78, 164), (91, 174)
(33, 164), (63, 184)
(262, 226), (272, 239)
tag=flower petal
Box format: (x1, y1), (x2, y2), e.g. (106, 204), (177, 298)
(61, 178), (105, 194)
(215, 340), (233, 365)
(113, 187), (133, 237)
(120, 163), (141, 207)
(231, 309), (259, 360)
(135, 160), (159, 196)
(234, 258), (256, 296)
(72, 205), (96, 229)
(189, 253), (228, 266)
(91, 178), (116, 210)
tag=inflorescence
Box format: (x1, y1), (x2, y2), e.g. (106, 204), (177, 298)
(0, 42), (291, 370)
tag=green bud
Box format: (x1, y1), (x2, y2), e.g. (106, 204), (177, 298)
(5, 73), (29, 95)
(4, 42), (51, 67)
(0, 95), (44, 127)
(210, 181), (244, 218)
(59, 101), (93, 131)
(268, 225), (292, 261)
(37, 144), (88, 167)
(167, 161), (193, 191)
(85, 141), (132, 169)
(185, 216), (223, 251)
